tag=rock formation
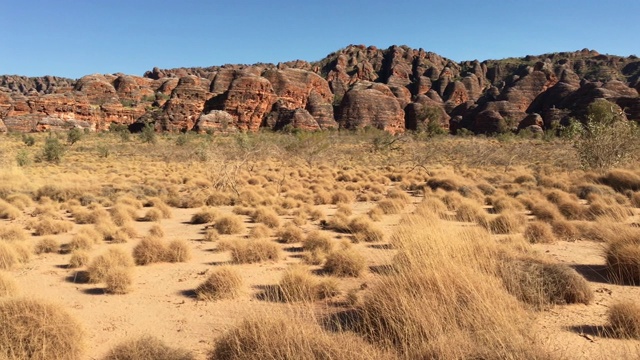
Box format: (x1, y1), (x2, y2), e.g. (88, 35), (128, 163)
(2, 45), (640, 134)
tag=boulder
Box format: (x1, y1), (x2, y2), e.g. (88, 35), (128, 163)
(518, 113), (544, 130)
(162, 76), (211, 131)
(194, 110), (237, 133)
(337, 82), (404, 134)
(265, 106), (320, 131)
(208, 75), (277, 132)
(473, 109), (507, 134)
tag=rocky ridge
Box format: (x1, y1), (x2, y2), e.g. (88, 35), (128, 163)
(2, 45), (640, 134)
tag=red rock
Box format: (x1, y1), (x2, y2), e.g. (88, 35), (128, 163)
(212, 75), (276, 132)
(337, 82), (404, 134)
(194, 110), (237, 134)
(518, 113), (544, 130)
(474, 110), (507, 134)
(162, 76), (211, 131)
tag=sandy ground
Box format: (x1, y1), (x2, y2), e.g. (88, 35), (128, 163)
(4, 197), (640, 359)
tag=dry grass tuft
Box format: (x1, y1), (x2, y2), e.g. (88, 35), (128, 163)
(133, 236), (168, 266)
(524, 221), (557, 244)
(103, 335), (194, 360)
(0, 224), (27, 241)
(0, 272), (17, 297)
(323, 250), (366, 277)
(204, 228), (220, 242)
(69, 250), (90, 268)
(141, 208), (163, 222)
(190, 207), (219, 224)
(195, 267), (243, 301)
(303, 230), (334, 254)
(166, 239), (192, 263)
(210, 317), (386, 360)
(485, 212), (526, 234)
(0, 243), (18, 270)
(606, 237), (640, 285)
(214, 215), (244, 235)
(349, 216), (385, 242)
(33, 217), (73, 236)
(87, 248), (135, 284)
(251, 206), (281, 228)
(0, 297), (84, 360)
(608, 301), (640, 339)
(34, 237), (59, 254)
(0, 199), (22, 220)
(248, 224), (271, 239)
(109, 204), (136, 226)
(498, 258), (593, 307)
(276, 224), (304, 244)
(148, 224), (165, 238)
(227, 239), (281, 264)
(375, 199), (406, 215)
(600, 169), (640, 192)
(265, 266), (339, 302)
(104, 267), (134, 294)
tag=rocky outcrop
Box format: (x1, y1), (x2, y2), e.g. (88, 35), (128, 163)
(194, 110), (237, 133)
(2, 45), (640, 135)
(337, 82), (404, 133)
(207, 75), (276, 132)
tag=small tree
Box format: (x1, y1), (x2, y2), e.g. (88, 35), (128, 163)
(41, 136), (65, 163)
(574, 99), (640, 171)
(67, 128), (83, 145)
(140, 123), (157, 144)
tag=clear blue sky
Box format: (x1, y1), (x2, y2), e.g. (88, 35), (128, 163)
(1, 0), (638, 79)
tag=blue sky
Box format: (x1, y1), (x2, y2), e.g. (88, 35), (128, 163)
(1, 0), (638, 79)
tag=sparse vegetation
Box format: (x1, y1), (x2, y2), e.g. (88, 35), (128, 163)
(195, 267), (243, 301)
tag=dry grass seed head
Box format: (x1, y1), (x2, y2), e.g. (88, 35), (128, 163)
(349, 216), (384, 243)
(268, 265), (339, 302)
(486, 212), (527, 234)
(605, 238), (640, 285)
(375, 199), (406, 215)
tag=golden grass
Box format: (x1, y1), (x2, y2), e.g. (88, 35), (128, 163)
(190, 207), (219, 224)
(210, 317), (387, 360)
(195, 267), (243, 301)
(0, 297), (84, 360)
(606, 236), (640, 285)
(0, 272), (17, 297)
(226, 239), (281, 264)
(34, 237), (59, 254)
(103, 335), (194, 360)
(214, 215), (244, 235)
(323, 250), (366, 277)
(87, 247), (135, 284)
(32, 217), (73, 236)
(276, 224), (304, 244)
(133, 236), (168, 266)
(524, 221), (557, 244)
(0, 224), (27, 241)
(69, 250), (90, 268)
(0, 199), (22, 220)
(166, 239), (192, 263)
(0, 243), (18, 270)
(263, 265), (339, 302)
(608, 301), (640, 339)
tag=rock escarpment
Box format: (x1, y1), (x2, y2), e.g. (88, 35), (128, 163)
(2, 45), (640, 134)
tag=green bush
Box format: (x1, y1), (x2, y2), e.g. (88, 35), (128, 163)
(21, 134), (35, 146)
(40, 136), (65, 163)
(15, 150), (30, 167)
(67, 128), (83, 145)
(140, 123), (157, 144)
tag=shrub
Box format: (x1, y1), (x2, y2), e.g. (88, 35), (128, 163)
(87, 248), (135, 283)
(140, 123), (157, 144)
(0, 224), (27, 241)
(104, 267), (134, 294)
(40, 136), (65, 163)
(69, 250), (90, 268)
(276, 224), (304, 243)
(323, 250), (366, 277)
(67, 128), (83, 145)
(33, 217), (73, 236)
(148, 224), (165, 238)
(141, 208), (163, 222)
(331, 190), (354, 204)
(0, 200), (21, 220)
(486, 212), (526, 234)
(251, 206), (280, 228)
(266, 266), (339, 302)
(228, 239), (280, 264)
(524, 221), (557, 244)
(0, 243), (18, 270)
(190, 207), (218, 224)
(133, 237), (168, 266)
(498, 259), (593, 308)
(303, 231), (334, 254)
(0, 272), (17, 297)
(210, 317), (386, 360)
(68, 233), (94, 251)
(605, 238), (640, 285)
(214, 215), (244, 235)
(608, 301), (640, 339)
(103, 335), (194, 360)
(348, 216), (384, 242)
(34, 237), (59, 254)
(375, 199), (405, 215)
(195, 267), (243, 301)
(166, 239), (191, 263)
(204, 228), (220, 242)
(110, 204), (136, 225)
(0, 298), (84, 360)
